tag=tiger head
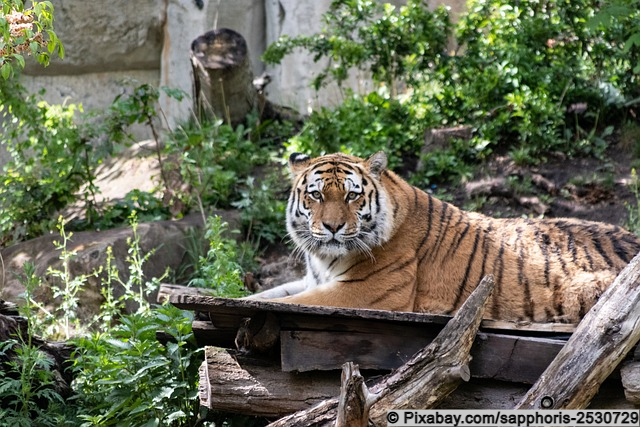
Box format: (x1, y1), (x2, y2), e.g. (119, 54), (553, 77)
(286, 151), (393, 258)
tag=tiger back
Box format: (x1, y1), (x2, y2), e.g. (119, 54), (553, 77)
(249, 151), (640, 323)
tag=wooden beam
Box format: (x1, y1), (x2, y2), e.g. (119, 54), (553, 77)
(156, 283), (213, 304)
(516, 251), (640, 409)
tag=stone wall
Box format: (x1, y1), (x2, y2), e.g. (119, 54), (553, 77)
(19, 0), (466, 128)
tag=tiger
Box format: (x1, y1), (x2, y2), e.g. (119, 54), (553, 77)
(247, 151), (640, 323)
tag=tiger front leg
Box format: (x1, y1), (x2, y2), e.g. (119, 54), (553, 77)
(244, 279), (307, 300)
(268, 280), (416, 312)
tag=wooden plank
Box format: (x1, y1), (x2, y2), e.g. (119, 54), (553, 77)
(170, 294), (578, 340)
(280, 330), (435, 372)
(170, 294), (452, 325)
(280, 330), (567, 384)
(470, 332), (566, 384)
(481, 319), (576, 334)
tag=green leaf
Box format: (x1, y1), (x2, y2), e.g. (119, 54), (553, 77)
(1, 63), (12, 79)
(624, 33), (640, 53)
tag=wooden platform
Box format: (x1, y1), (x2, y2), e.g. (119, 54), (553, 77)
(159, 284), (640, 417)
(167, 290), (575, 384)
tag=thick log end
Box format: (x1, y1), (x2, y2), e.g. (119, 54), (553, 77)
(190, 28), (248, 70)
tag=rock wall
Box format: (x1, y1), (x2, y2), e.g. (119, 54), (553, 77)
(19, 0), (466, 128)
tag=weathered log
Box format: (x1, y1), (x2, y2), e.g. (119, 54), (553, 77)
(190, 28), (301, 126)
(198, 346), (340, 418)
(336, 362), (377, 427)
(268, 275), (494, 426)
(516, 251), (640, 409)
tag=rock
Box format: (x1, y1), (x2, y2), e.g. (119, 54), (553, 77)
(24, 0), (164, 76)
(0, 211), (241, 319)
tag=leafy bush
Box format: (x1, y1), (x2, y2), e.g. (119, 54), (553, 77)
(448, 0), (639, 157)
(72, 305), (200, 427)
(263, 0), (451, 93)
(165, 117), (273, 211)
(188, 216), (250, 297)
(286, 91), (426, 170)
(0, 80), (95, 244)
(0, 263), (67, 427)
(268, 0), (640, 183)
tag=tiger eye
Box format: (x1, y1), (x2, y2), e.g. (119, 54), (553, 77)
(310, 191), (322, 200)
(346, 192), (360, 201)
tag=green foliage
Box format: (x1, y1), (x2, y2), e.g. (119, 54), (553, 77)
(447, 0), (638, 158)
(0, 263), (67, 427)
(0, 0), (64, 79)
(589, 0), (640, 75)
(165, 117), (273, 212)
(0, 81), (185, 244)
(270, 0), (640, 183)
(263, 0), (450, 93)
(45, 217), (99, 340)
(72, 305), (200, 427)
(188, 216), (249, 297)
(233, 173), (288, 245)
(0, 80), (95, 244)
(79, 190), (170, 232)
(286, 91), (425, 169)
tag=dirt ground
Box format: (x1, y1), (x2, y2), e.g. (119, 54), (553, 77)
(447, 141), (637, 227)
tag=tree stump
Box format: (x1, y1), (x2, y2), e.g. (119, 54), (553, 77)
(191, 28), (257, 125)
(190, 28), (301, 126)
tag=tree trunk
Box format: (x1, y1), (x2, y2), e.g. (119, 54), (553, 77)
(515, 251), (640, 409)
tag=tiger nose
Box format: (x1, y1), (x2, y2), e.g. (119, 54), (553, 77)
(323, 222), (345, 234)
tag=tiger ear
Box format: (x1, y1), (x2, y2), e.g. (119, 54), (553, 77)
(366, 151), (388, 178)
(289, 152), (311, 176)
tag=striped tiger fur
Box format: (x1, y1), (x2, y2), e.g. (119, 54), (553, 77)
(248, 151), (640, 323)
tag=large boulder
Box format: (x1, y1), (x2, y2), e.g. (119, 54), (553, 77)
(0, 211), (241, 319)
